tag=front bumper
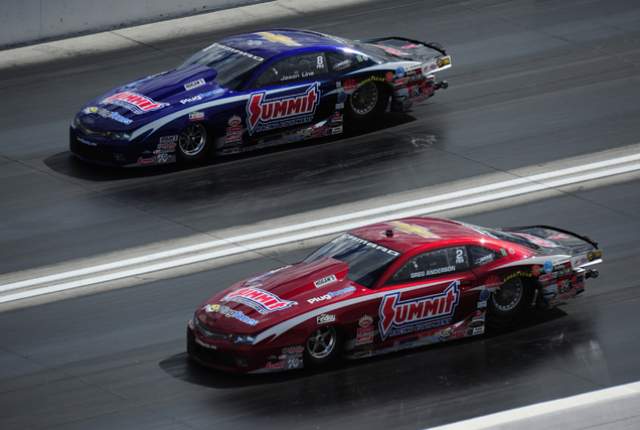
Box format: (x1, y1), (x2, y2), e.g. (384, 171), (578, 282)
(186, 322), (305, 374)
(69, 127), (140, 167)
(69, 126), (177, 167)
(186, 325), (254, 372)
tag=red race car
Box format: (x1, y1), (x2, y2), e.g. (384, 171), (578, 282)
(187, 217), (602, 373)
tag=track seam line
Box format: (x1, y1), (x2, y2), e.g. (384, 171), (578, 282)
(1, 157), (639, 303)
(3, 152), (639, 292)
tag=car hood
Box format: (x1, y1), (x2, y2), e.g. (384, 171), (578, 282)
(76, 65), (228, 131)
(195, 258), (360, 334)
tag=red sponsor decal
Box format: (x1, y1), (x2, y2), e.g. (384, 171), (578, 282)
(379, 281), (460, 339)
(355, 326), (374, 346)
(342, 78), (357, 93)
(358, 315), (373, 328)
(223, 287), (296, 314)
(246, 83), (319, 134)
(136, 156), (156, 165)
(224, 115), (243, 144)
(102, 91), (167, 113)
(265, 360), (285, 369)
(356, 315), (375, 345)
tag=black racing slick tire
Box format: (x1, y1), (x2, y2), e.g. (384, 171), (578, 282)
(346, 81), (389, 124)
(304, 325), (342, 368)
(177, 122), (211, 164)
(486, 275), (535, 330)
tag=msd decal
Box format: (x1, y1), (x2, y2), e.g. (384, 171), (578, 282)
(223, 287), (296, 314)
(246, 83), (320, 134)
(378, 280), (460, 340)
(102, 91), (167, 114)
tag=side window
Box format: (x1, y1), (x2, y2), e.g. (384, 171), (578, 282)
(255, 53), (328, 87)
(326, 50), (370, 73)
(467, 246), (501, 267)
(389, 247), (469, 284)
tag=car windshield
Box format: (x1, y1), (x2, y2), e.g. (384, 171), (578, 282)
(304, 234), (400, 288)
(178, 43), (264, 89)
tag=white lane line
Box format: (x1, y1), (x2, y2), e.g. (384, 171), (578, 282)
(2, 151), (640, 294)
(425, 380), (640, 430)
(1, 159), (639, 304)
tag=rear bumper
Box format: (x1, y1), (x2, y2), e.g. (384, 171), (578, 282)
(390, 78), (448, 112)
(537, 263), (592, 309)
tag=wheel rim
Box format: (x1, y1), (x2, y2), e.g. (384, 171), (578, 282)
(178, 123), (207, 156)
(491, 278), (524, 312)
(349, 82), (379, 116)
(306, 326), (337, 360)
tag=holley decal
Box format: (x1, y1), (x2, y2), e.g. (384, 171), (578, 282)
(246, 83), (320, 134)
(378, 280), (460, 340)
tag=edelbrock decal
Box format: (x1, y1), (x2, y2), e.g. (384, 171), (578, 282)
(246, 83), (320, 134)
(223, 287), (296, 314)
(378, 280), (460, 340)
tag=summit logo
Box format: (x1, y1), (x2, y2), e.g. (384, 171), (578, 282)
(378, 281), (460, 340)
(246, 83), (320, 134)
(102, 91), (167, 114)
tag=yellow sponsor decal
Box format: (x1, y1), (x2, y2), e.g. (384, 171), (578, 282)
(437, 56), (451, 67)
(389, 221), (440, 239)
(203, 304), (220, 313)
(256, 32), (301, 47)
(503, 271), (534, 283)
(587, 249), (603, 261)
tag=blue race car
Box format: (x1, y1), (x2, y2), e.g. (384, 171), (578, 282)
(70, 29), (452, 167)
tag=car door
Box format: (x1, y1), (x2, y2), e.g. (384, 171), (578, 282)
(240, 51), (339, 145)
(466, 244), (508, 305)
(373, 246), (478, 343)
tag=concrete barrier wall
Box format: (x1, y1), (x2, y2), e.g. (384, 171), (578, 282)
(0, 0), (266, 48)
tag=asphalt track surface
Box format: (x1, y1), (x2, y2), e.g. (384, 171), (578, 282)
(1, 0), (640, 429)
